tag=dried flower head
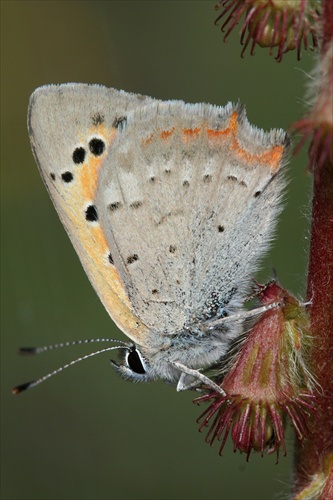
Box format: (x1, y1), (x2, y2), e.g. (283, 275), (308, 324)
(195, 282), (317, 460)
(294, 39), (333, 170)
(215, 0), (321, 62)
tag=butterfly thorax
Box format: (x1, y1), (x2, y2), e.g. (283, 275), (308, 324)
(135, 320), (241, 384)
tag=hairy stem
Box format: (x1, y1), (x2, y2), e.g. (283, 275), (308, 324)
(293, 0), (333, 494)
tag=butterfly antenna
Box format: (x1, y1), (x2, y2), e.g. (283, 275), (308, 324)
(13, 342), (129, 395)
(17, 337), (128, 355)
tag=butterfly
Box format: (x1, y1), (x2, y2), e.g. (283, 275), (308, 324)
(19, 83), (289, 393)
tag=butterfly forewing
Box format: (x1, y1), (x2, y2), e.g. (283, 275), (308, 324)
(28, 84), (158, 344)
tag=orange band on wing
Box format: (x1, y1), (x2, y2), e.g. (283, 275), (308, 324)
(207, 112), (283, 171)
(143, 133), (154, 145)
(79, 158), (100, 199)
(230, 141), (284, 171)
(182, 127), (201, 142)
(142, 111), (284, 171)
(207, 111), (238, 139)
(90, 225), (109, 254)
(79, 127), (118, 199)
(160, 127), (175, 140)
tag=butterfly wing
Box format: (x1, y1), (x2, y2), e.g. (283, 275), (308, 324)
(96, 101), (289, 337)
(28, 83), (156, 344)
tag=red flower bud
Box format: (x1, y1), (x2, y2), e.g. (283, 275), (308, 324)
(215, 0), (320, 62)
(195, 282), (317, 460)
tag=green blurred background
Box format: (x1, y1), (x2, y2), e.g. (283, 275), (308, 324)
(1, 1), (314, 499)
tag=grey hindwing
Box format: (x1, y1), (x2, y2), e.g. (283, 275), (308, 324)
(97, 101), (289, 335)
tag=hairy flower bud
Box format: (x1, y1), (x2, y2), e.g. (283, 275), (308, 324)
(215, 0), (320, 61)
(195, 282), (317, 460)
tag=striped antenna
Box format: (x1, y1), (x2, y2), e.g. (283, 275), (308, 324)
(13, 338), (130, 395)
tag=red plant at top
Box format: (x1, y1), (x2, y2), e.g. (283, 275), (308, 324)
(215, 0), (320, 61)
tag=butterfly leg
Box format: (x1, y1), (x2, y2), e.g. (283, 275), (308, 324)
(172, 362), (226, 395)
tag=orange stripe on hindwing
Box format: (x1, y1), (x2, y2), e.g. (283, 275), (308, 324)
(207, 112), (284, 171)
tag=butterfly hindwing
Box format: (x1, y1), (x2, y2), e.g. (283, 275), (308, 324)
(97, 101), (289, 336)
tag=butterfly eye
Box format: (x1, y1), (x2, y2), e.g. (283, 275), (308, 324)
(126, 348), (146, 374)
(110, 347), (153, 383)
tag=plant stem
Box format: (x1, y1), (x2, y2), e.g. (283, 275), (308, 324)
(293, 0), (333, 493)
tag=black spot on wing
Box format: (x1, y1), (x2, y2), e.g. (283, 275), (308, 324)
(109, 202), (122, 211)
(127, 254), (139, 264)
(112, 116), (127, 130)
(92, 113), (105, 126)
(85, 205), (98, 222)
(129, 201), (143, 209)
(89, 138), (105, 156)
(73, 147), (86, 164)
(61, 172), (73, 183)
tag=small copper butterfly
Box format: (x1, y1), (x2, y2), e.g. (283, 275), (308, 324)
(14, 83), (290, 394)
